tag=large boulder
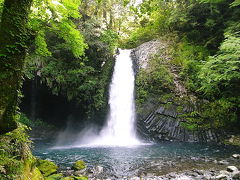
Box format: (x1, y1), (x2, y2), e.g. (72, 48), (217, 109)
(45, 173), (64, 180)
(72, 160), (86, 171)
(232, 154), (240, 159)
(227, 166), (238, 173)
(37, 159), (58, 177)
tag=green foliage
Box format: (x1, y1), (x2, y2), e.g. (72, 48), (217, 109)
(136, 54), (174, 105)
(53, 20), (87, 57)
(35, 31), (52, 56)
(0, 125), (34, 179)
(199, 23), (240, 98)
(0, 0), (3, 15)
(25, 16), (116, 117)
(127, 0), (240, 130)
(231, 0), (240, 7)
(173, 40), (209, 92)
(180, 98), (239, 130)
(100, 30), (119, 53)
(28, 0), (87, 58)
(120, 26), (158, 49)
(19, 113), (52, 128)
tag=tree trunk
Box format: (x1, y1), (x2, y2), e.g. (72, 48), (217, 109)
(0, 0), (33, 134)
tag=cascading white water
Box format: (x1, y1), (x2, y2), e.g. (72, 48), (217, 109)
(88, 49), (141, 146)
(54, 49), (142, 148)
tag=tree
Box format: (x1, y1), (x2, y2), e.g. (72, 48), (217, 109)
(0, 0), (33, 134)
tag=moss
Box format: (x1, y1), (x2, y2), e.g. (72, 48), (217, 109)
(0, 0), (33, 134)
(60, 177), (74, 180)
(72, 160), (86, 171)
(45, 173), (64, 180)
(72, 176), (88, 180)
(28, 167), (44, 180)
(37, 159), (58, 177)
(0, 125), (44, 179)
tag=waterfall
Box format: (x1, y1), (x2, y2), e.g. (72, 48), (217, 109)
(84, 49), (141, 146)
(54, 49), (142, 148)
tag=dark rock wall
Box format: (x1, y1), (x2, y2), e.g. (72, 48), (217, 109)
(138, 101), (222, 142)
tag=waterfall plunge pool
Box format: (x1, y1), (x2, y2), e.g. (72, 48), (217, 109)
(33, 140), (240, 178)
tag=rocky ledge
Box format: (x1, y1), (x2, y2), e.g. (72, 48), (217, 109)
(136, 100), (224, 142)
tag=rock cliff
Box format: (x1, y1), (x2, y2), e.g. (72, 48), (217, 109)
(132, 39), (223, 143)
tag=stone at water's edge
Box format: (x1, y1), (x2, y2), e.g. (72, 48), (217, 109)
(37, 159), (58, 177)
(72, 160), (86, 171)
(45, 173), (63, 180)
(227, 166), (238, 173)
(232, 154), (240, 159)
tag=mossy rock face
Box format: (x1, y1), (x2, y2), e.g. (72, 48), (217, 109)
(27, 167), (44, 180)
(72, 176), (88, 180)
(37, 159), (58, 177)
(72, 160), (86, 171)
(223, 135), (240, 146)
(45, 173), (64, 180)
(60, 177), (75, 180)
(0, 125), (43, 179)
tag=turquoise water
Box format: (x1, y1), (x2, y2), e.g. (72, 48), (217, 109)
(33, 141), (240, 177)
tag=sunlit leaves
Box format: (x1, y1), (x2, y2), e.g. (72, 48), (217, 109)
(53, 20), (87, 57)
(199, 23), (240, 97)
(231, 0), (240, 7)
(100, 29), (119, 53)
(35, 31), (52, 56)
(28, 0), (87, 58)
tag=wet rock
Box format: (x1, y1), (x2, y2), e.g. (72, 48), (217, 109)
(63, 170), (75, 176)
(45, 173), (63, 180)
(216, 174), (228, 180)
(218, 160), (229, 165)
(192, 169), (204, 175)
(71, 175), (88, 180)
(95, 165), (104, 174)
(72, 160), (86, 171)
(130, 177), (140, 180)
(226, 166), (238, 173)
(74, 170), (87, 176)
(214, 160), (218, 164)
(167, 172), (176, 178)
(219, 170), (230, 175)
(233, 172), (240, 179)
(37, 159), (58, 177)
(232, 154), (240, 159)
(60, 177), (75, 180)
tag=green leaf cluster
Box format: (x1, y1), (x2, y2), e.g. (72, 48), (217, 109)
(199, 23), (240, 98)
